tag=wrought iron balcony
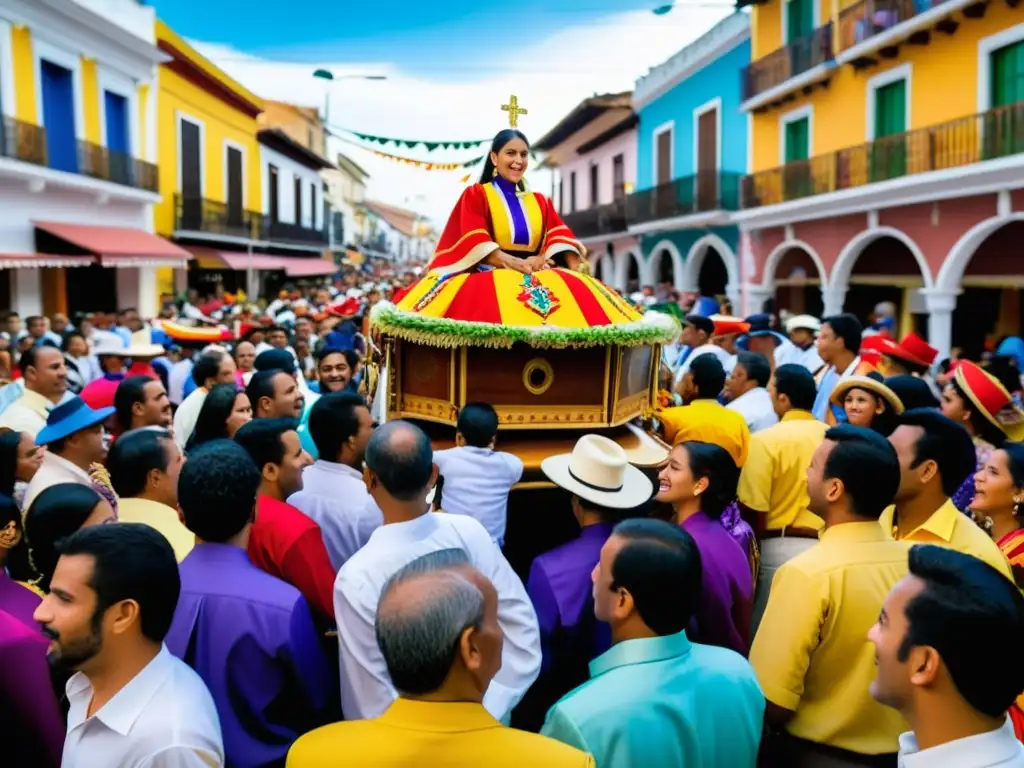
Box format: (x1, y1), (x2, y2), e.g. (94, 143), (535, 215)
(0, 117), (46, 166)
(741, 22), (834, 101)
(78, 140), (159, 193)
(175, 194), (264, 240)
(563, 200), (628, 239)
(263, 218), (329, 246)
(626, 172), (742, 225)
(838, 0), (956, 52)
(741, 102), (1024, 208)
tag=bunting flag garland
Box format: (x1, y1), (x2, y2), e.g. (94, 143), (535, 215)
(348, 130), (489, 151)
(367, 146), (486, 171)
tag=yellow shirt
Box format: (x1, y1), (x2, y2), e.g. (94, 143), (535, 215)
(737, 409), (827, 532)
(287, 698), (595, 768)
(750, 522), (911, 755)
(658, 398), (751, 467)
(116, 497), (194, 562)
(879, 498), (1013, 580)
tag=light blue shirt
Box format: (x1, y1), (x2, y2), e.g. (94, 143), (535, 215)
(297, 390), (320, 459)
(541, 630), (764, 768)
(433, 445), (524, 546)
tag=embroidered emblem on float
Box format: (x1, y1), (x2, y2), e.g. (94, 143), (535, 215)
(411, 274), (451, 312)
(516, 274), (560, 321)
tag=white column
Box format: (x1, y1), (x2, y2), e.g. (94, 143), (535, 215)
(922, 288), (958, 359)
(821, 285), (847, 317)
(744, 284), (772, 316)
(13, 269), (42, 316)
(136, 266), (158, 319)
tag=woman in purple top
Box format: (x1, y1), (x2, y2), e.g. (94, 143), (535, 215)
(0, 429), (45, 627)
(657, 441), (753, 656)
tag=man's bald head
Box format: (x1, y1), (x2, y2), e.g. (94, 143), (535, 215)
(365, 420), (434, 501)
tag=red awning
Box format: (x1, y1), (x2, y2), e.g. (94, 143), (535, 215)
(284, 258), (339, 277)
(185, 246), (288, 271)
(34, 221), (191, 267)
(0, 253), (94, 268)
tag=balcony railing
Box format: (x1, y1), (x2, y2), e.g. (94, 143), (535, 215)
(563, 200), (628, 238)
(175, 194), (264, 240)
(741, 22), (834, 101)
(838, 0), (950, 51)
(741, 102), (1024, 208)
(78, 140), (159, 193)
(0, 117), (46, 166)
(264, 218), (329, 246)
(626, 172), (742, 225)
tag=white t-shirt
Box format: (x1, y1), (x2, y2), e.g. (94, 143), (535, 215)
(433, 445), (524, 546)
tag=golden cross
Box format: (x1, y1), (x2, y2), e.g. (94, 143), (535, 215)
(501, 95), (528, 128)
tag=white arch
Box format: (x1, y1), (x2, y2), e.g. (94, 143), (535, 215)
(937, 214), (1024, 293)
(685, 234), (740, 295)
(614, 247), (643, 292)
(645, 238), (685, 290)
(830, 226), (934, 292)
(760, 239), (828, 289)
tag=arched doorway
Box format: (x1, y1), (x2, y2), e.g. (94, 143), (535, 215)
(592, 257), (603, 282)
(771, 247), (823, 317)
(653, 248), (676, 287)
(615, 249), (643, 293)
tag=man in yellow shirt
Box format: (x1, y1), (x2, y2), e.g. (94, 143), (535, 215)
(738, 364), (828, 630)
(882, 409), (1013, 580)
(751, 425), (911, 765)
(107, 428), (194, 562)
(288, 550), (594, 768)
(657, 354), (750, 467)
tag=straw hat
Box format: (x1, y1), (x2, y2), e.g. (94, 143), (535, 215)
(785, 315), (821, 334)
(541, 434), (653, 509)
(830, 375), (905, 414)
(954, 360), (1024, 441)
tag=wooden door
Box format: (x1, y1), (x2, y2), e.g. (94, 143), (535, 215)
(656, 129), (672, 185)
(696, 107), (718, 210)
(269, 165), (279, 223)
(226, 146), (243, 230)
(294, 176), (303, 226)
(179, 119), (201, 229)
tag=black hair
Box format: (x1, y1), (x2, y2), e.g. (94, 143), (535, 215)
(678, 441), (739, 519)
(234, 417), (299, 473)
(985, 356), (1022, 396)
(61, 331), (86, 354)
(457, 402), (498, 448)
(22, 484), (106, 591)
(822, 424), (901, 519)
(885, 352), (930, 377)
(18, 343), (60, 376)
(772, 364), (817, 411)
(735, 352), (771, 388)
(314, 346), (351, 367)
(365, 421), (434, 501)
(308, 392), (367, 459)
(57, 523), (180, 643)
(178, 440), (261, 542)
(689, 354), (726, 400)
(0, 429), (20, 496)
(107, 428), (175, 498)
(609, 518), (702, 635)
(1001, 442), (1024, 488)
(946, 378), (1007, 447)
(254, 348), (296, 373)
(901, 544), (1024, 717)
(898, 409), (977, 498)
(191, 351), (225, 388)
(822, 313), (863, 355)
(189, 384), (245, 451)
(114, 375), (157, 432)
(479, 129), (529, 187)
(885, 375), (939, 411)
(245, 369), (287, 415)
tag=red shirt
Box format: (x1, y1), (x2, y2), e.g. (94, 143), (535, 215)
(248, 495), (336, 623)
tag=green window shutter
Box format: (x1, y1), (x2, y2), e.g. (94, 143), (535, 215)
(991, 40), (1024, 108)
(785, 117), (810, 162)
(787, 0), (813, 41)
(874, 79), (907, 138)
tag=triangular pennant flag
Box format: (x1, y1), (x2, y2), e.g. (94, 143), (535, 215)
(404, 140), (417, 149)
(424, 142), (439, 151)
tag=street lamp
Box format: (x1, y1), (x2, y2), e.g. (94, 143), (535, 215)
(313, 70), (387, 125)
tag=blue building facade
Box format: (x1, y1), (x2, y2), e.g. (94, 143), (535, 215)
(628, 12), (750, 311)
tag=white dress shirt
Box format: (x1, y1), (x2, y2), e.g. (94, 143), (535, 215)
(791, 343), (825, 374)
(433, 446), (524, 546)
(334, 512), (541, 722)
(727, 386), (779, 433)
(63, 644), (224, 768)
(167, 359), (194, 406)
(289, 460), (382, 572)
(172, 388), (208, 450)
(23, 451), (95, 511)
(898, 717), (1024, 767)
(674, 344), (733, 386)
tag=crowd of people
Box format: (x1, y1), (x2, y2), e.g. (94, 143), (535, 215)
(2, 277), (1024, 768)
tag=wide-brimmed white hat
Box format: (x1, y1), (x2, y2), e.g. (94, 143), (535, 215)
(785, 314), (821, 334)
(542, 434), (653, 509)
(92, 336), (129, 357)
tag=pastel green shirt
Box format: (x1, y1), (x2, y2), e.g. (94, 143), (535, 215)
(541, 630), (764, 768)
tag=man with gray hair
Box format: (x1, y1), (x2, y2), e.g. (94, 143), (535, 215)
(291, 552), (592, 766)
(332, 420), (541, 724)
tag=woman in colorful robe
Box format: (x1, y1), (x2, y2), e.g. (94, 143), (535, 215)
(429, 129), (587, 276)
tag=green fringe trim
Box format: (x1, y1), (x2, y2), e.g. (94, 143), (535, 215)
(371, 302), (680, 350)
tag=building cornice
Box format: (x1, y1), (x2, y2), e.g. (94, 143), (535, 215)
(633, 12), (750, 111)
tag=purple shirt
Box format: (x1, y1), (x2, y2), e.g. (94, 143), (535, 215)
(680, 513), (753, 656)
(165, 543), (334, 767)
(0, 570), (42, 631)
(0, 609), (64, 767)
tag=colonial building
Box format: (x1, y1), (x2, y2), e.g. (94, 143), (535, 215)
(532, 92), (638, 292)
(322, 151), (370, 251)
(360, 200), (434, 263)
(630, 11), (751, 310)
(737, 0), (1024, 356)
(0, 0), (184, 318)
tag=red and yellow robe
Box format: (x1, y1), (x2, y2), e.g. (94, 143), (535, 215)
(428, 179), (586, 276)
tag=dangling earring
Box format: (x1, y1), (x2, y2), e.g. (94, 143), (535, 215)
(692, 487), (700, 497)
(1013, 496), (1022, 517)
(492, 167), (498, 179)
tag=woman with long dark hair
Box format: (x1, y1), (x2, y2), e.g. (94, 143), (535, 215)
(186, 384), (251, 452)
(428, 128), (587, 276)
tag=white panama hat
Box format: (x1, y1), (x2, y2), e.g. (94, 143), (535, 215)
(542, 434), (653, 510)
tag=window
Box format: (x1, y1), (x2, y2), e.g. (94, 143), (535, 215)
(991, 39), (1024, 107)
(987, 40), (1024, 157)
(782, 111), (812, 200)
(225, 145), (244, 228)
(310, 181), (317, 228)
(268, 165), (280, 223)
(589, 164), (599, 207)
(41, 60), (76, 173)
(871, 77), (907, 181)
(294, 176), (303, 225)
(178, 116), (202, 230)
(786, 0), (813, 42)
(784, 117), (810, 162)
(654, 125), (673, 186)
(103, 91), (130, 184)
(569, 171), (577, 213)
(612, 154), (625, 201)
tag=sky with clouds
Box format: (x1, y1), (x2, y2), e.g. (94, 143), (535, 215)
(151, 0), (736, 225)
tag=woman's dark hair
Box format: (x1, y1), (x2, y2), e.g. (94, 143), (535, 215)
(985, 356), (1022, 396)
(0, 429), (21, 496)
(61, 331), (86, 354)
(479, 129), (529, 187)
(21, 483), (105, 591)
(1000, 442), (1024, 489)
(885, 375), (939, 411)
(948, 379), (1007, 448)
(843, 373), (899, 437)
(678, 441), (739, 519)
(188, 384), (244, 452)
